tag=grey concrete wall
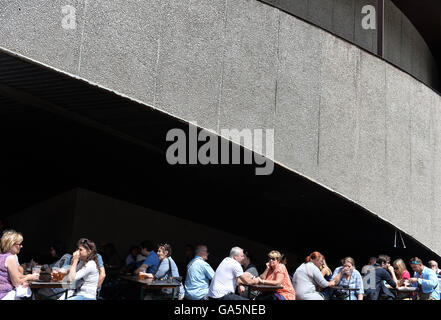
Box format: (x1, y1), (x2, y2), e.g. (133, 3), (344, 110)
(384, 0), (439, 90)
(261, 0), (438, 90)
(1, 0), (441, 255)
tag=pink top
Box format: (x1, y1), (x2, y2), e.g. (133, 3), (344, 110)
(400, 270), (411, 280)
(264, 263), (295, 300)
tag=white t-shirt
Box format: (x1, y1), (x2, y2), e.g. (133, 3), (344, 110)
(208, 257), (243, 299)
(74, 260), (99, 299)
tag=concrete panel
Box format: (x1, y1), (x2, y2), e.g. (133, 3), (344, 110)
(385, 65), (412, 233)
(275, 0), (308, 19)
(384, 0), (401, 67)
(354, 0), (377, 54)
(411, 34), (427, 88)
(77, 0), (161, 108)
(218, 0), (279, 131)
(153, 0), (226, 130)
(432, 94), (441, 253)
(307, 0), (333, 31)
(400, 15), (413, 74)
(357, 51), (387, 216)
(331, 0), (355, 43)
(0, 0), (85, 74)
(409, 83), (434, 245)
(317, 36), (360, 201)
(274, 15), (323, 179)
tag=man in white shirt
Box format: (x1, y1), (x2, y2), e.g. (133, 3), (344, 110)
(208, 247), (260, 300)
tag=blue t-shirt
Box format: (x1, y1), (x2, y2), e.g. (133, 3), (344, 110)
(62, 253), (104, 269)
(142, 251), (160, 274)
(184, 256), (215, 300)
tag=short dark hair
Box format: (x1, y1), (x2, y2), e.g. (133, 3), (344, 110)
(243, 249), (254, 261)
(50, 241), (65, 256)
(140, 240), (154, 251)
(378, 254), (391, 264)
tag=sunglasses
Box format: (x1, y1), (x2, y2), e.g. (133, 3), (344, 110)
(269, 257), (277, 261)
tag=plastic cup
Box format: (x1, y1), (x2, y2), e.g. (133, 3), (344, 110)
(51, 267), (60, 282)
(58, 268), (67, 281)
(139, 272), (147, 280)
(32, 266), (41, 275)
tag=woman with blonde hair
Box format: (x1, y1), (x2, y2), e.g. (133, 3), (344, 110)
(393, 259), (411, 283)
(331, 257), (364, 300)
(0, 230), (39, 300)
(256, 250), (295, 300)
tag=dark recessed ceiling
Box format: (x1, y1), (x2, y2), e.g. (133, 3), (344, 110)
(391, 0), (441, 75)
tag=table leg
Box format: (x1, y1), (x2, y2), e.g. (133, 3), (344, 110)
(140, 286), (145, 300)
(172, 288), (175, 301)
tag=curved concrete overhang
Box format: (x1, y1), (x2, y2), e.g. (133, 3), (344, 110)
(1, 0), (441, 255)
(258, 0), (440, 91)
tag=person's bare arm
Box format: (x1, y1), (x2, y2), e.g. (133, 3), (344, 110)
(259, 263), (270, 280)
(6, 256), (38, 287)
(98, 267), (106, 288)
(387, 266), (399, 285)
(257, 273), (284, 286)
(238, 273), (259, 286)
(67, 251), (80, 282)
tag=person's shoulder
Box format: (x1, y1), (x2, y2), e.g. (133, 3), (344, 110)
(353, 269), (362, 277)
(276, 263), (286, 272)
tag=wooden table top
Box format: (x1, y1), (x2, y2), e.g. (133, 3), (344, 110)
(120, 275), (181, 288)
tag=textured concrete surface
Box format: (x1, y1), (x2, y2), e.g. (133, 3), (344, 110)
(260, 0), (438, 90)
(1, 0), (441, 255)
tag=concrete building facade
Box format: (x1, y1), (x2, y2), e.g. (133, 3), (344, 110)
(1, 0), (441, 256)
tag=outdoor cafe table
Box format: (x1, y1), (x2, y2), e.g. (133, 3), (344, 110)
(332, 286), (361, 300)
(247, 284), (283, 299)
(120, 275), (181, 300)
(29, 280), (76, 300)
(385, 284), (417, 299)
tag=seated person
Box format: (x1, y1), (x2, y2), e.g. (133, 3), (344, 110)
(122, 245), (139, 273)
(408, 257), (440, 300)
(363, 255), (397, 300)
(255, 250), (295, 300)
(37, 242), (72, 299)
(134, 240), (159, 275)
(238, 249), (259, 299)
(208, 247), (260, 300)
(0, 230), (39, 300)
(292, 251), (336, 300)
(184, 245), (214, 300)
(145, 243), (184, 299)
(65, 238), (100, 300)
(331, 257), (364, 300)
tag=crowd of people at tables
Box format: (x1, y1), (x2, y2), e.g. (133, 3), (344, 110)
(0, 228), (441, 300)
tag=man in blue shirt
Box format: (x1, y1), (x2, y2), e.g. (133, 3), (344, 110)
(184, 245), (215, 300)
(409, 257), (440, 300)
(134, 241), (159, 275)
